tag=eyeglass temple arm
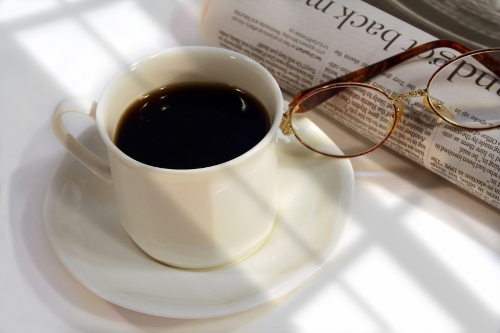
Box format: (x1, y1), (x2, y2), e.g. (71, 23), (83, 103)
(289, 40), (499, 112)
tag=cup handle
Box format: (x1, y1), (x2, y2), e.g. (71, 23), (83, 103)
(52, 97), (113, 184)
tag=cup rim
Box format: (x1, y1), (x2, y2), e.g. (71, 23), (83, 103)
(96, 46), (283, 174)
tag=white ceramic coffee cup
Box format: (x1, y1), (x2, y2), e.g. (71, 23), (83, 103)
(52, 46), (283, 269)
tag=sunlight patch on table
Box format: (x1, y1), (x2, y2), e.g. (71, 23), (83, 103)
(364, 183), (402, 208)
(404, 213), (500, 315)
(81, 0), (168, 61)
(340, 246), (461, 333)
(0, 0), (59, 22)
(14, 18), (118, 95)
(292, 283), (382, 332)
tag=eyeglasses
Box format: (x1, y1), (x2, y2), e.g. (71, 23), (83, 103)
(280, 40), (500, 158)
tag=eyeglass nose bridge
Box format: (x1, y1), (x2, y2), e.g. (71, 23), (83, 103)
(392, 88), (457, 123)
(392, 88), (428, 103)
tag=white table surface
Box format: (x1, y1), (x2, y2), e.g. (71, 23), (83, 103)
(1, 0), (499, 332)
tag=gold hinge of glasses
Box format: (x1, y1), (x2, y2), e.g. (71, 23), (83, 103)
(280, 111), (294, 136)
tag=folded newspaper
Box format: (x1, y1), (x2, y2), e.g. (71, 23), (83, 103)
(201, 0), (500, 209)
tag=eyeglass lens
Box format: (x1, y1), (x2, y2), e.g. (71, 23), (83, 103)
(290, 85), (397, 157)
(428, 50), (500, 129)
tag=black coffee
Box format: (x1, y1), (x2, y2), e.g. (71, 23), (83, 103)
(115, 83), (270, 169)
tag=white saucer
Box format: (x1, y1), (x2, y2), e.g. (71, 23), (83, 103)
(44, 127), (354, 318)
